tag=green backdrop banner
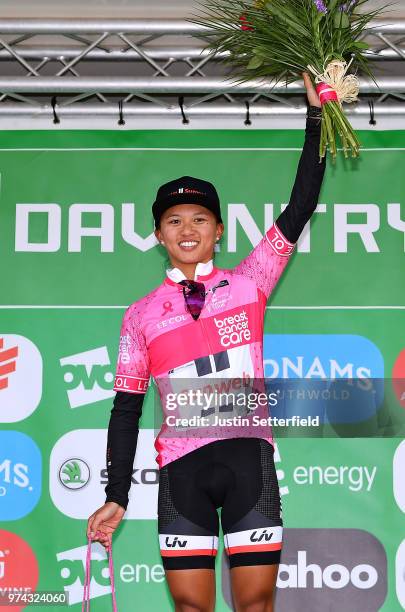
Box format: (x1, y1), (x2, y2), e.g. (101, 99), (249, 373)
(0, 129), (404, 611)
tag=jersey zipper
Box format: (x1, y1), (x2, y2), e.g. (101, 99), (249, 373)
(198, 280), (214, 360)
(198, 313), (213, 357)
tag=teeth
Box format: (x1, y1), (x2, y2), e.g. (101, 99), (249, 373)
(180, 241), (198, 247)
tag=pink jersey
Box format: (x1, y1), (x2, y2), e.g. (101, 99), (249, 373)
(113, 222), (295, 468)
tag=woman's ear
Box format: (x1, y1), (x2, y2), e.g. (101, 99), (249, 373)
(216, 223), (224, 242)
(154, 229), (162, 244)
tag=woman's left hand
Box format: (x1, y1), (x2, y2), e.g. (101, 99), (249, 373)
(302, 72), (321, 108)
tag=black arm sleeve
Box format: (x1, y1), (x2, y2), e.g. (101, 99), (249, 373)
(104, 391), (145, 510)
(275, 106), (326, 244)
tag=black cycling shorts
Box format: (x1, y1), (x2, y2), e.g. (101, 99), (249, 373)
(157, 437), (283, 570)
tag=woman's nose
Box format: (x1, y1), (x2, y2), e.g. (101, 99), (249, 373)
(179, 222), (195, 235)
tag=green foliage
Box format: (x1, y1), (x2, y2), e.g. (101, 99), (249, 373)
(189, 0), (388, 158)
(189, 0), (385, 86)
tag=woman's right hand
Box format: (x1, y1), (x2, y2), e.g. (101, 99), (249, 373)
(87, 502), (126, 550)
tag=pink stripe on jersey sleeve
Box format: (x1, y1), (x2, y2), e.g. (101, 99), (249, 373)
(113, 374), (148, 394)
(114, 301), (151, 393)
(266, 222), (295, 257)
(232, 222), (296, 299)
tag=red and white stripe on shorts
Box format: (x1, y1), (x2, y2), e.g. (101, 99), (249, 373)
(159, 534), (219, 557)
(224, 526), (283, 555)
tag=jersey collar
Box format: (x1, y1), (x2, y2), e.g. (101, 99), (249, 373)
(165, 259), (217, 285)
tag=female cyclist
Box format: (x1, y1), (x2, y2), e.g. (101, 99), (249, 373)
(87, 73), (325, 612)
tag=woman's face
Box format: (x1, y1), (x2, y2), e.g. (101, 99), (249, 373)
(155, 204), (223, 269)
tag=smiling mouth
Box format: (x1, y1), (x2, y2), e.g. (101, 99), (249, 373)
(178, 241), (200, 250)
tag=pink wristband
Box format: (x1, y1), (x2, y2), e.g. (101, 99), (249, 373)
(316, 82), (338, 104)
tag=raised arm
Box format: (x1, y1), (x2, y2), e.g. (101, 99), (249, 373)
(233, 102), (325, 300)
(275, 104), (326, 244)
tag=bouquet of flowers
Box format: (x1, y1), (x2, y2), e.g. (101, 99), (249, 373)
(190, 0), (385, 159)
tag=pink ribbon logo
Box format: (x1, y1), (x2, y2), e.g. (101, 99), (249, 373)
(161, 301), (173, 316)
